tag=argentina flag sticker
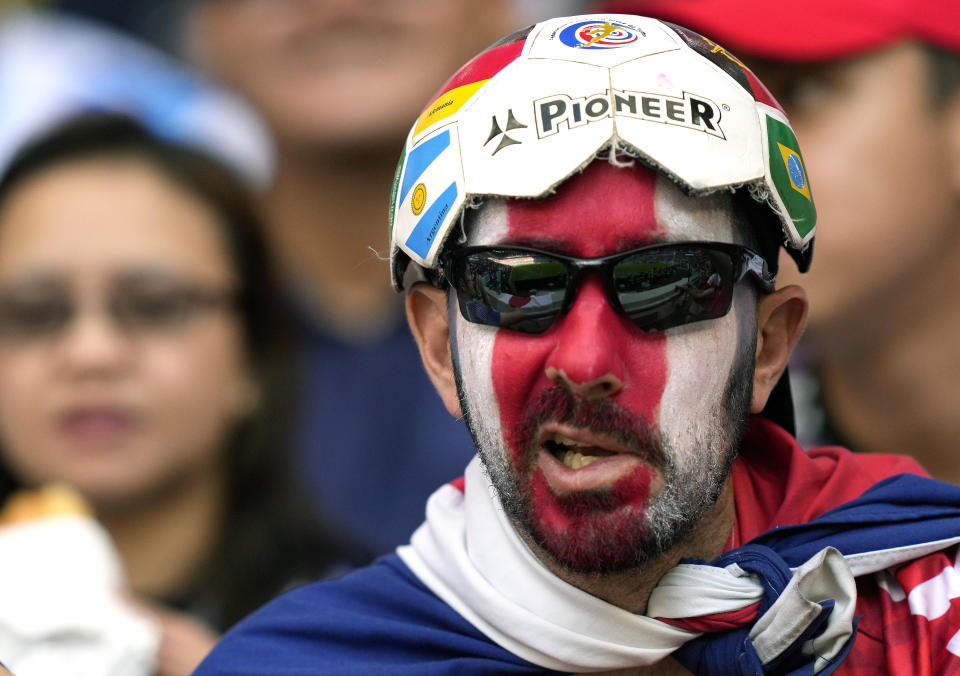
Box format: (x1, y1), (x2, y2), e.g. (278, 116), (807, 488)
(395, 128), (463, 263)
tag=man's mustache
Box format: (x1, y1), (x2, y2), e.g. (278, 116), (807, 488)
(516, 385), (665, 469)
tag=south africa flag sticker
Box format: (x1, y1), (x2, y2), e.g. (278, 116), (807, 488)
(766, 115), (815, 239)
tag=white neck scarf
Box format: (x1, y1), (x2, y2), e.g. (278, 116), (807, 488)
(397, 457), (958, 673)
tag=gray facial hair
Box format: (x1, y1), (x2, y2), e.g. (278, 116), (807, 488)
(450, 290), (758, 573)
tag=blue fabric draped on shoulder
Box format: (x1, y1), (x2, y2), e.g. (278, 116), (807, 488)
(193, 554), (555, 675)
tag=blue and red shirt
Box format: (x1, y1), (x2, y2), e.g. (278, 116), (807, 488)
(196, 418), (960, 675)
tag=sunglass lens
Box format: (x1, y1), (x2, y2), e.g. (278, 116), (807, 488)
(453, 251), (569, 334)
(613, 247), (735, 331)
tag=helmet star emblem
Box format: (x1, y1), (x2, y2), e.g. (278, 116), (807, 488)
(484, 109), (528, 155)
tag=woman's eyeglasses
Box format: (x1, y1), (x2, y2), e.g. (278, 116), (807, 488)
(0, 281), (236, 343)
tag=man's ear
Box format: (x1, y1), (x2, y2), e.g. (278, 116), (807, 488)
(751, 285), (809, 413)
(406, 283), (462, 418)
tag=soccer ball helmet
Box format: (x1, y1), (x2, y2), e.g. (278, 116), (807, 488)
(388, 14), (816, 290)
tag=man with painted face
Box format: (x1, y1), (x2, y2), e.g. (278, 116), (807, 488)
(590, 0), (960, 484)
(195, 14), (960, 676)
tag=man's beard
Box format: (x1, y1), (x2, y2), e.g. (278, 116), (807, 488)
(454, 334), (755, 575)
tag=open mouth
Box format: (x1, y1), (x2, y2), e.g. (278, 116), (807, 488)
(535, 424), (658, 496)
(540, 428), (624, 470)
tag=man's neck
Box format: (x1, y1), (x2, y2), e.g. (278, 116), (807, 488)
(263, 144), (404, 339)
(810, 237), (960, 482)
(520, 478), (736, 615)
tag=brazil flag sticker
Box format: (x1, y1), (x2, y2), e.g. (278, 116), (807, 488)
(766, 114), (815, 240)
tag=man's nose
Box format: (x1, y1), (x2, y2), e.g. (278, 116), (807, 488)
(544, 275), (624, 400)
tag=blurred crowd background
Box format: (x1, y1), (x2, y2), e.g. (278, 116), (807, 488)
(0, 0), (957, 675)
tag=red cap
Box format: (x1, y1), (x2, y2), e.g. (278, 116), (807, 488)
(592, 0), (960, 61)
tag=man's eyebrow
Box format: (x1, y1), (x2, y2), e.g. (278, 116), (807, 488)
(495, 236), (669, 254)
(615, 237), (671, 251)
(495, 236), (567, 250)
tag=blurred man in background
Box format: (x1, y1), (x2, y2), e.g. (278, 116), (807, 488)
(596, 0), (960, 483)
(182, 0), (521, 554)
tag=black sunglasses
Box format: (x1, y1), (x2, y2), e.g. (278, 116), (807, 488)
(439, 241), (774, 334)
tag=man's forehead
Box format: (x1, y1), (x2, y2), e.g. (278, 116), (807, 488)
(466, 161), (740, 254)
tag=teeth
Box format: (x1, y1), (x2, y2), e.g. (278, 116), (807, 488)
(562, 450), (600, 470)
(552, 434), (588, 447)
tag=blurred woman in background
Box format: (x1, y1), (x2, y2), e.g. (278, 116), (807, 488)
(0, 114), (354, 676)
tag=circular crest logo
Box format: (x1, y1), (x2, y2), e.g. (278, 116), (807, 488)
(559, 20), (640, 49)
(786, 154), (806, 190)
(411, 183), (427, 215)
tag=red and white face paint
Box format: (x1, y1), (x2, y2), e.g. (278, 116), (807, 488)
(452, 160), (755, 573)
